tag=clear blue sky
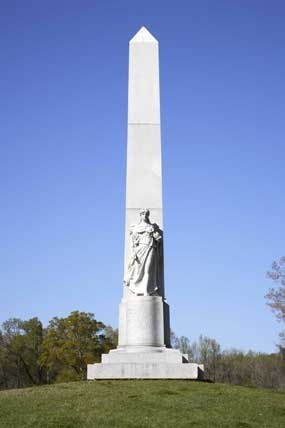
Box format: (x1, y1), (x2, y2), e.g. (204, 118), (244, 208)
(1, 0), (284, 353)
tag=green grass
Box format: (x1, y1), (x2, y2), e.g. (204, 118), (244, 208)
(0, 381), (284, 428)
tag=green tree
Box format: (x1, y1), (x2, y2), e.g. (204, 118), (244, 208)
(104, 325), (118, 349)
(39, 311), (114, 382)
(0, 331), (9, 389)
(0, 317), (44, 389)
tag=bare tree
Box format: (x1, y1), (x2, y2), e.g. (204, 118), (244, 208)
(266, 256), (285, 348)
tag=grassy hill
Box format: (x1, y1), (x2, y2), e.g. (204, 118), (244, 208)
(0, 380), (284, 428)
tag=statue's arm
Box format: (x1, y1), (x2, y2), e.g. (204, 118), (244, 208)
(129, 225), (140, 247)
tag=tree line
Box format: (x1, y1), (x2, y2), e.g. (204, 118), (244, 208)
(0, 256), (284, 390)
(172, 256), (285, 390)
(0, 310), (284, 391)
(0, 311), (118, 390)
(172, 333), (285, 389)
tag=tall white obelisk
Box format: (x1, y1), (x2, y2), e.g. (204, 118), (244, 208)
(87, 27), (203, 379)
(125, 26), (163, 256)
(118, 26), (170, 350)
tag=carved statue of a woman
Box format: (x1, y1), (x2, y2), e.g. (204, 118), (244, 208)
(124, 209), (163, 296)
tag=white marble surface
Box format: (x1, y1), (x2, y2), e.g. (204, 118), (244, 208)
(118, 296), (167, 348)
(126, 125), (162, 209)
(102, 348), (185, 364)
(87, 28), (203, 380)
(128, 27), (160, 124)
(124, 26), (163, 285)
(87, 362), (203, 379)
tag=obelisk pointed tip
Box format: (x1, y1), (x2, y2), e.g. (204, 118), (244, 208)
(129, 26), (158, 44)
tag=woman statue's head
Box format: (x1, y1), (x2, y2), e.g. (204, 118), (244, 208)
(139, 208), (150, 222)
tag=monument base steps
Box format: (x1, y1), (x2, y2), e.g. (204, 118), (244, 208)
(87, 348), (204, 380)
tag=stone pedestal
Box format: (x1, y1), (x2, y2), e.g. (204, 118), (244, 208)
(87, 353), (203, 379)
(118, 296), (170, 348)
(87, 294), (203, 380)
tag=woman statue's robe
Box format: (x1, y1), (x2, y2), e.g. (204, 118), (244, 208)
(125, 221), (163, 296)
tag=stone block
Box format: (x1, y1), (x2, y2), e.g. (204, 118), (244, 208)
(87, 362), (203, 380)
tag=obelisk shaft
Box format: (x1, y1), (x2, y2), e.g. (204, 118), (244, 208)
(124, 27), (163, 285)
(118, 27), (169, 349)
